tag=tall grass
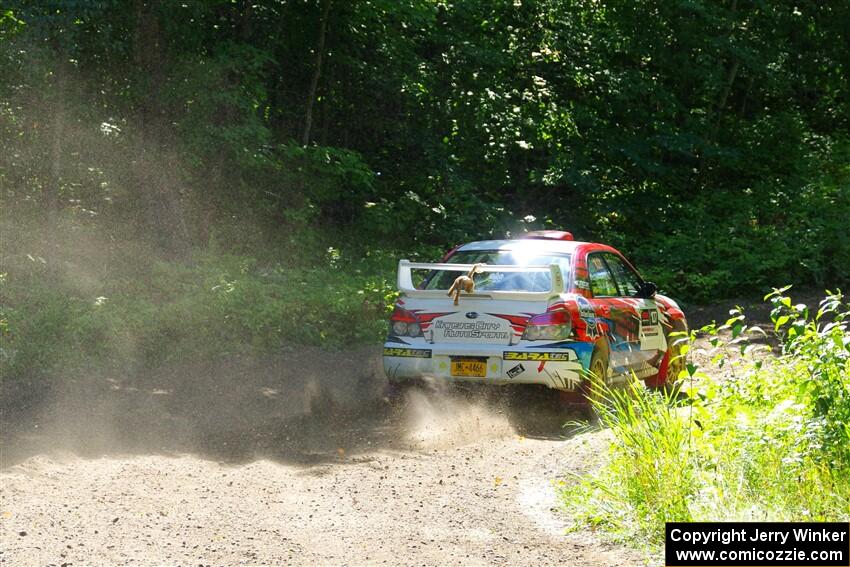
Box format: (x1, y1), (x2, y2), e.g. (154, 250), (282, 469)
(561, 290), (850, 547)
(575, 381), (697, 537)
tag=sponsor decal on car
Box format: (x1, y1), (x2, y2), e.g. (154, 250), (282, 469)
(383, 347), (432, 358)
(432, 319), (511, 341)
(576, 295), (600, 339)
(576, 295), (595, 319)
(640, 309), (660, 335)
(641, 309), (659, 325)
(503, 351), (576, 361)
(506, 363), (526, 379)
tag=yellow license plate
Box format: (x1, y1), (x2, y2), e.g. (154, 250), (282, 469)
(450, 359), (487, 378)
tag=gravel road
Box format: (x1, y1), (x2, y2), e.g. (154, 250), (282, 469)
(1, 348), (643, 566)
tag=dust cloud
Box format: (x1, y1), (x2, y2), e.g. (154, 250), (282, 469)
(2, 328), (570, 470)
(0, 73), (573, 472)
(0, 220), (566, 471)
(404, 386), (515, 449)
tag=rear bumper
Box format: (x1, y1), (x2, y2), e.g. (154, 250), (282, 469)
(382, 341), (590, 391)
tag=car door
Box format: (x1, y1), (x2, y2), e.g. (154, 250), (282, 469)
(585, 252), (635, 375)
(601, 252), (667, 361)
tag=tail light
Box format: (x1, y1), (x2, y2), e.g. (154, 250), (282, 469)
(389, 306), (422, 337)
(523, 310), (572, 341)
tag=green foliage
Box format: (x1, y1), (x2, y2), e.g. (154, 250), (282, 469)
(768, 288), (850, 466)
(3, 0), (849, 302)
(167, 42), (274, 166)
(577, 380), (698, 535)
(562, 290), (850, 547)
(2, 0), (850, 402)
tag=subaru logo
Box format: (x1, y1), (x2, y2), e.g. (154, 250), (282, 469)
(465, 312), (479, 319)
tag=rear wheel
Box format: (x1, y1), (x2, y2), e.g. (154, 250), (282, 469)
(646, 321), (688, 394)
(580, 349), (609, 423)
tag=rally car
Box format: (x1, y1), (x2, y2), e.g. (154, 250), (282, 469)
(382, 231), (688, 402)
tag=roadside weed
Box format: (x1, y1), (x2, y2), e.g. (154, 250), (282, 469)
(561, 290), (850, 547)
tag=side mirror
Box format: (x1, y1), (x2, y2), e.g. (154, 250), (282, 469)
(637, 281), (657, 299)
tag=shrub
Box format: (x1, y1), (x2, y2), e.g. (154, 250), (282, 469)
(767, 288), (850, 467)
(561, 289), (850, 548)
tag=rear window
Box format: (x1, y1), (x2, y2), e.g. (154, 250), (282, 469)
(422, 250), (571, 292)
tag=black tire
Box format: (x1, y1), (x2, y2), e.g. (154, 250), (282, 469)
(581, 348), (609, 423)
(646, 320), (688, 395)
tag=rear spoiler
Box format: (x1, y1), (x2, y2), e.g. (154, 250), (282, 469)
(397, 260), (566, 300)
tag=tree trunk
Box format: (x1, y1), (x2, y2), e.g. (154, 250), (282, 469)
(132, 0), (191, 259)
(699, 0), (739, 173)
(710, 0), (739, 137)
(302, 0), (332, 146)
(48, 44), (67, 221)
(711, 59), (740, 139)
(319, 57), (334, 146)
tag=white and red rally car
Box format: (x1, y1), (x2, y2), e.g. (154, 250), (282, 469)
(383, 231), (688, 402)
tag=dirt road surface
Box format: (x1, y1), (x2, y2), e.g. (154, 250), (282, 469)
(0, 347), (646, 566)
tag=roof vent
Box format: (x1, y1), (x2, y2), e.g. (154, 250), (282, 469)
(521, 230), (574, 241)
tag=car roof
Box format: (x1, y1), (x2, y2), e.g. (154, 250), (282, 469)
(457, 239), (586, 254)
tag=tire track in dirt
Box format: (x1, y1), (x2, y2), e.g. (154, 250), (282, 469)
(1, 374), (642, 566)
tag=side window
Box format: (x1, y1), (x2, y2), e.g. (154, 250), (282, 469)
(587, 254), (619, 297)
(604, 254), (642, 297)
